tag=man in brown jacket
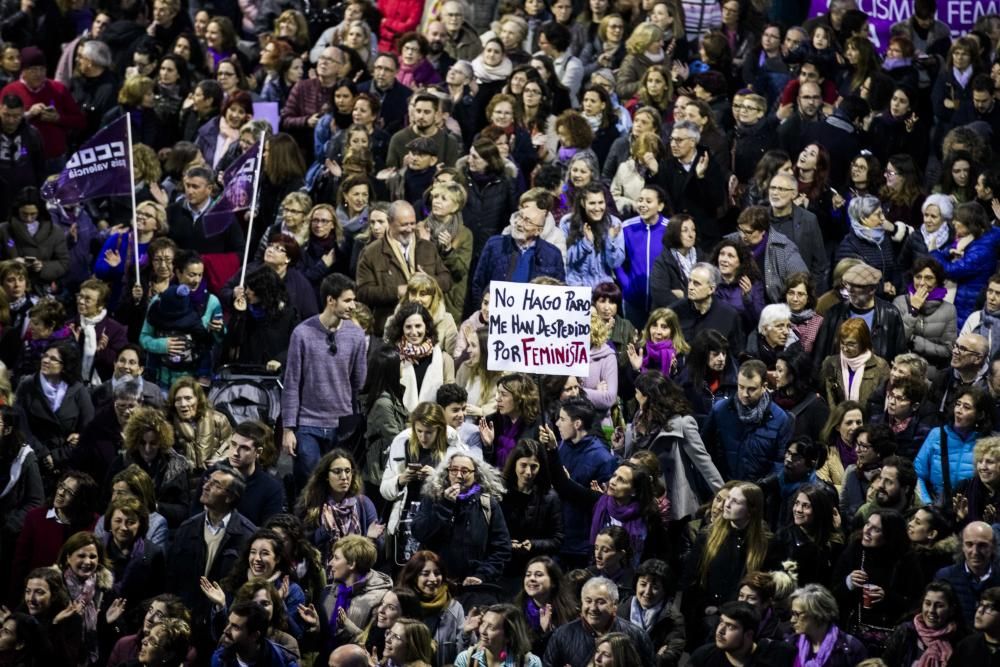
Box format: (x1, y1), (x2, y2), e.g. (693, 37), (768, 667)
(356, 200), (452, 331)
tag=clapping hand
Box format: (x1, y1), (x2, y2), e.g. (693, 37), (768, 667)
(199, 577), (225, 608)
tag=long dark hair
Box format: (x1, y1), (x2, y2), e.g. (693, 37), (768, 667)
(513, 556), (578, 625)
(363, 343), (405, 411)
(790, 482), (836, 547)
(567, 183), (612, 254)
(243, 265), (289, 319)
(776, 348), (816, 400)
(502, 438), (552, 495)
(686, 329), (730, 392)
(633, 371), (689, 435)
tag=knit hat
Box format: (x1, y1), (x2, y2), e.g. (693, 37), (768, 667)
(147, 284), (203, 331)
(405, 136), (437, 155)
(19, 46), (45, 71)
(693, 71), (727, 97)
(843, 263), (882, 286)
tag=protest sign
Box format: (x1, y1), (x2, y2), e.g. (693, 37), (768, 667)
(202, 141), (261, 237)
(808, 0), (999, 51)
(487, 281), (592, 377)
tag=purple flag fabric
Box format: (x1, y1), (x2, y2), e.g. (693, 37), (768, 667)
(41, 115), (130, 205)
(202, 142), (261, 238)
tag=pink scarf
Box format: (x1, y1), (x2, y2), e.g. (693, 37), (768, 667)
(839, 351), (871, 401)
(913, 614), (956, 667)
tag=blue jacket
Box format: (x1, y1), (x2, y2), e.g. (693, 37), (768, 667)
(703, 397), (794, 482)
(559, 215), (626, 288)
(932, 227), (1000, 328)
(914, 424), (980, 503)
(470, 234), (565, 307)
(211, 639), (299, 667)
(557, 435), (619, 556)
(615, 215), (666, 327)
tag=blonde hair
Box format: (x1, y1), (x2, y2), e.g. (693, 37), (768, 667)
(626, 23), (664, 55)
(591, 310), (611, 348)
(118, 75), (155, 106)
(132, 144), (162, 183)
(404, 273), (444, 314)
(975, 436), (1000, 465)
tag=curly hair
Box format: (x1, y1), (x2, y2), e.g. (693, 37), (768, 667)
(497, 372), (541, 424)
(421, 451), (506, 500)
(222, 528), (294, 593)
(555, 110), (594, 149)
(243, 264), (290, 318)
(385, 302), (437, 346)
(710, 239), (762, 283)
(124, 405), (175, 454)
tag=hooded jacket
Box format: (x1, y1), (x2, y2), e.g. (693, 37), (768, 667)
(915, 424), (981, 504)
(319, 569), (393, 647)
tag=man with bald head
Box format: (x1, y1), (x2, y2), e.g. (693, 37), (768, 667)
(329, 644), (369, 667)
(356, 200), (453, 330)
(767, 172), (828, 292)
(935, 522), (1000, 626)
(937, 333), (990, 411)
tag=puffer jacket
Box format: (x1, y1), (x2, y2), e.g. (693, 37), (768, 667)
(724, 229), (808, 303)
(702, 396), (794, 481)
(560, 215), (626, 288)
(932, 227), (1000, 328)
(914, 424), (981, 504)
(892, 294), (958, 368)
(616, 214), (667, 325)
(376, 0), (422, 51)
(319, 569), (393, 647)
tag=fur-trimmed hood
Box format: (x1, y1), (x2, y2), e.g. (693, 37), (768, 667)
(46, 564), (114, 592)
(420, 453), (506, 500)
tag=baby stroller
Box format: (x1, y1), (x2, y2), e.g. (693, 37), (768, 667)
(208, 364), (283, 428)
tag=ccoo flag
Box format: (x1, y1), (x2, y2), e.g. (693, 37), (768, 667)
(41, 115), (131, 205)
(202, 142), (261, 237)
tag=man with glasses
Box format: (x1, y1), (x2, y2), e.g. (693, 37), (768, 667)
(767, 173), (828, 291)
(651, 120), (725, 251)
(952, 586), (1000, 664)
(814, 262), (906, 361)
(358, 53), (413, 134)
(282, 273), (367, 490)
(725, 205), (807, 303)
(470, 188), (564, 308)
(777, 81), (825, 154)
(411, 451), (510, 586)
(439, 1), (481, 61)
(936, 333), (990, 412)
(281, 45), (347, 160)
(935, 522), (1000, 626)
(225, 420), (285, 526)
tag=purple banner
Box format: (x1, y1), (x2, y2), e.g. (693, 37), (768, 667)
(202, 142), (261, 237)
(808, 0), (996, 52)
(41, 115), (130, 205)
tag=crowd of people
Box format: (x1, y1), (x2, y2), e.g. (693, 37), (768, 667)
(1, 0), (1000, 665)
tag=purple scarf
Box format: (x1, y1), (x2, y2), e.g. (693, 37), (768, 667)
(641, 339), (676, 376)
(751, 232), (768, 261)
(836, 436), (857, 467)
(907, 284), (948, 302)
(589, 495), (647, 566)
(328, 574), (367, 644)
(495, 420), (521, 467)
(457, 483), (482, 502)
(525, 598), (542, 630)
(795, 625), (840, 667)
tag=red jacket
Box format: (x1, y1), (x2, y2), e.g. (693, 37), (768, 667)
(0, 79), (86, 159)
(377, 0), (424, 52)
(10, 506), (97, 601)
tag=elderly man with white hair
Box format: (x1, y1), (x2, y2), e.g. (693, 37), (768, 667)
(746, 303), (802, 370)
(543, 577), (655, 667)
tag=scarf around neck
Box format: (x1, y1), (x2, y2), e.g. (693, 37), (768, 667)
(329, 574), (367, 641)
(589, 494), (647, 566)
(420, 583), (450, 613)
(64, 567), (99, 633)
(671, 247), (697, 281)
(953, 66), (973, 88)
(840, 351), (872, 401)
(642, 339), (676, 376)
(913, 614), (956, 667)
(79, 309), (107, 383)
(850, 217), (886, 244)
(39, 374), (67, 413)
(907, 284), (948, 303)
(397, 339), (434, 364)
(472, 55), (513, 83)
(921, 223), (950, 252)
(796, 624), (839, 667)
(790, 308), (816, 324)
(735, 390), (771, 425)
(325, 495), (361, 541)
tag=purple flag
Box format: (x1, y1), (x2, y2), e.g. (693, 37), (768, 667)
(202, 142), (261, 237)
(41, 115), (130, 205)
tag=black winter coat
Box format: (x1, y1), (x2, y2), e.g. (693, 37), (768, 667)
(459, 166), (519, 258)
(15, 375), (94, 465)
(500, 487), (563, 577)
(649, 246), (704, 303)
(813, 299), (907, 363)
(107, 450), (192, 528)
(650, 147), (727, 251)
(411, 491), (512, 582)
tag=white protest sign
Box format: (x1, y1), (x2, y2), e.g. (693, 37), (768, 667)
(487, 281), (591, 377)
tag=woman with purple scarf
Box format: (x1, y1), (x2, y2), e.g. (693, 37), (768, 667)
(476, 373), (542, 469)
(789, 584), (867, 667)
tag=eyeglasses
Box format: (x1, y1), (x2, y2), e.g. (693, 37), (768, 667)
(152, 255), (174, 265)
(56, 483), (76, 498)
(40, 354), (63, 365)
(769, 185), (796, 193)
(669, 135), (693, 144)
(789, 610), (808, 620)
(328, 467), (352, 477)
(737, 226), (758, 236)
(311, 217), (335, 225)
(954, 342), (984, 357)
(203, 478), (228, 491)
(385, 631), (404, 642)
(327, 332), (338, 356)
(734, 104), (763, 112)
(979, 603), (999, 614)
(266, 244), (287, 254)
(448, 466), (474, 476)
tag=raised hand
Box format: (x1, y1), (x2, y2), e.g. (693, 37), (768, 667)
(105, 598), (127, 625)
(199, 577), (226, 608)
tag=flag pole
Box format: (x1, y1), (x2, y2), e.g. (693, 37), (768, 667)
(239, 133), (266, 288)
(125, 113), (141, 287)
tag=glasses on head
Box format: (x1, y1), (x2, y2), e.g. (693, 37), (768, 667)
(448, 466), (474, 476)
(329, 467), (352, 477)
(327, 332), (338, 356)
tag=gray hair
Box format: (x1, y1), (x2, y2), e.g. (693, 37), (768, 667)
(758, 303), (791, 334)
(450, 59), (473, 80)
(921, 193), (955, 222)
(565, 151), (600, 182)
(80, 39), (112, 69)
(692, 262), (721, 289)
(113, 379), (143, 403)
(789, 584), (839, 626)
(672, 119), (702, 144)
(582, 576), (620, 604)
(891, 352), (929, 378)
(421, 451), (506, 500)
(847, 194), (881, 225)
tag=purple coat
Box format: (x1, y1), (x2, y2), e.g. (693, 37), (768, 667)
(714, 280), (764, 335)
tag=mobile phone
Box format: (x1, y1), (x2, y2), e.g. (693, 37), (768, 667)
(407, 463), (421, 470)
